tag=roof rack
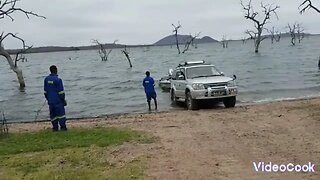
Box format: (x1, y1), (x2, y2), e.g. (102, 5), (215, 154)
(177, 60), (206, 67)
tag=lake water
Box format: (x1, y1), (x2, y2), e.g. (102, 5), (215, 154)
(1, 36), (320, 122)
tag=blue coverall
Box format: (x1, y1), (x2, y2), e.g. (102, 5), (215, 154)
(44, 74), (67, 131)
(143, 76), (157, 101)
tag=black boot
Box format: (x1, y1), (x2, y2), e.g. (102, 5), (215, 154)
(60, 126), (68, 131)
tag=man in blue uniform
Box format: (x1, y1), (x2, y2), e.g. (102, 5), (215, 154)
(143, 71), (158, 111)
(44, 65), (67, 131)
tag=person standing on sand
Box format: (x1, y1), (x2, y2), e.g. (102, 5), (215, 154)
(143, 71), (158, 111)
(44, 65), (67, 131)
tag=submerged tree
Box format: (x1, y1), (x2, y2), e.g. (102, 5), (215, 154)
(241, 37), (247, 44)
(92, 39), (118, 61)
(268, 27), (282, 43)
(268, 27), (276, 44)
(287, 23), (297, 45)
(241, 0), (280, 53)
(221, 35), (229, 48)
(172, 22), (181, 54)
(0, 0), (45, 89)
(299, 0), (320, 14)
(287, 23), (305, 45)
(122, 46), (132, 68)
(296, 23), (305, 43)
(275, 31), (281, 42)
(182, 32), (201, 53)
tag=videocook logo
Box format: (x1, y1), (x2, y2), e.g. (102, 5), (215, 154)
(253, 162), (315, 173)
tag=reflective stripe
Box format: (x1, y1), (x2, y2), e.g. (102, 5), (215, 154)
(51, 115), (66, 121)
(48, 81), (54, 84)
(58, 91), (65, 95)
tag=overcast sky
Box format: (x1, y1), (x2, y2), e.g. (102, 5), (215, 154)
(2, 0), (320, 48)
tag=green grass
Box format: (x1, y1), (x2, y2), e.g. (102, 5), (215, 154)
(0, 127), (147, 155)
(0, 127), (152, 180)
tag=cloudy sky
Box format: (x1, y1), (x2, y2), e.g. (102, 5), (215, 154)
(2, 0), (320, 48)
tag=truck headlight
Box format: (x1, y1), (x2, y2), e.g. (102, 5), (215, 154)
(227, 80), (236, 87)
(192, 83), (204, 90)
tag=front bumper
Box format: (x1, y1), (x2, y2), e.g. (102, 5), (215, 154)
(191, 86), (237, 100)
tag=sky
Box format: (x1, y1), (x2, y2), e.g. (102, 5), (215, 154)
(1, 0), (320, 48)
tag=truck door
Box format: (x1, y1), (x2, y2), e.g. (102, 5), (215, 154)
(174, 68), (186, 98)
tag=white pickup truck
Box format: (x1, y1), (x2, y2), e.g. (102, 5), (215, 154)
(170, 61), (238, 110)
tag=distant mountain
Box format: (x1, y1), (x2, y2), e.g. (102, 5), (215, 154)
(154, 34), (218, 46)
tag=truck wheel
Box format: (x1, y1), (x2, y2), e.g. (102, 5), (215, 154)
(223, 96), (236, 108)
(186, 91), (198, 110)
(171, 89), (177, 104)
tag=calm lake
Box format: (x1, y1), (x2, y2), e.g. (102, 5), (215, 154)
(1, 36), (320, 122)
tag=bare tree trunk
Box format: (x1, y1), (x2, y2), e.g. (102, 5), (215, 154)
(255, 28), (262, 53)
(0, 46), (25, 89)
(172, 23), (181, 54)
(174, 32), (180, 54)
(122, 47), (132, 68)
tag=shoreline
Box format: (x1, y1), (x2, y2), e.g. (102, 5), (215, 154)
(7, 95), (320, 124)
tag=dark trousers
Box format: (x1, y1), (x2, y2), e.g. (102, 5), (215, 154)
(49, 103), (67, 130)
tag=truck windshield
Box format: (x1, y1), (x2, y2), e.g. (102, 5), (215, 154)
(186, 66), (221, 79)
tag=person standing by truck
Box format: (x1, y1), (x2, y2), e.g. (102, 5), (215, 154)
(143, 71), (158, 111)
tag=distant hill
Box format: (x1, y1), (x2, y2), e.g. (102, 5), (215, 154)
(7, 43), (151, 54)
(154, 34), (218, 46)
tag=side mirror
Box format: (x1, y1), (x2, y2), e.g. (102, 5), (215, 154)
(233, 74), (237, 80)
(220, 72), (225, 76)
(168, 69), (173, 76)
(178, 75), (185, 80)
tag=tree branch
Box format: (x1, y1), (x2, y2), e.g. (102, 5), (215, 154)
(299, 0), (320, 14)
(182, 32), (200, 53)
(0, 0), (46, 21)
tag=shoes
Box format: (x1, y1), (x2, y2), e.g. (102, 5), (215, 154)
(60, 127), (68, 131)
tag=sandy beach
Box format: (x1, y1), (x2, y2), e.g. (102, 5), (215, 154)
(8, 98), (320, 179)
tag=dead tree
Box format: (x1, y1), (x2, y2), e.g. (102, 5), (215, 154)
(122, 46), (132, 68)
(268, 27), (282, 43)
(221, 35), (228, 48)
(182, 32), (200, 53)
(287, 23), (297, 45)
(0, 33), (32, 89)
(172, 22), (181, 54)
(275, 31), (281, 42)
(268, 27), (276, 44)
(241, 0), (280, 53)
(299, 0), (320, 14)
(92, 39), (117, 61)
(241, 37), (247, 44)
(0, 0), (45, 89)
(287, 23), (305, 45)
(296, 24), (304, 43)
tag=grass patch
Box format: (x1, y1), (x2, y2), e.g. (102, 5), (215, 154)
(0, 127), (147, 155)
(0, 127), (153, 179)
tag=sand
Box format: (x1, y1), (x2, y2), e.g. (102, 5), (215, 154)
(7, 98), (320, 180)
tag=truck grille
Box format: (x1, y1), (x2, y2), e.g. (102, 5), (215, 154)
(204, 82), (227, 89)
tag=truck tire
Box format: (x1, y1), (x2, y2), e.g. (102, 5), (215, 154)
(223, 96), (236, 108)
(171, 89), (177, 104)
(186, 91), (198, 110)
